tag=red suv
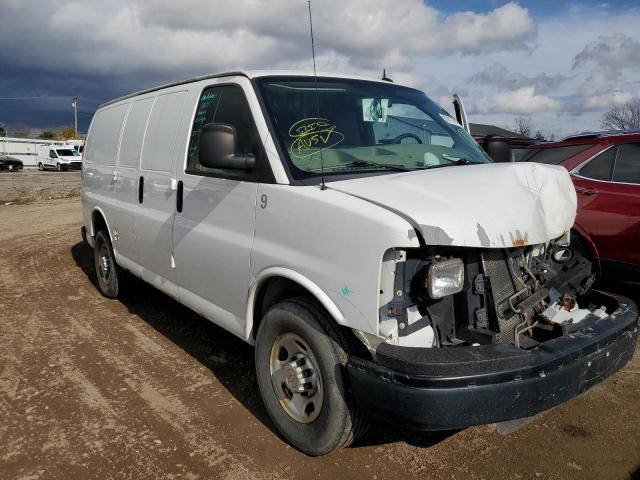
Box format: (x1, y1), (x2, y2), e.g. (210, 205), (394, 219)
(521, 131), (640, 283)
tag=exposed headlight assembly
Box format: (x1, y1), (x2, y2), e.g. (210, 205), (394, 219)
(427, 258), (464, 299)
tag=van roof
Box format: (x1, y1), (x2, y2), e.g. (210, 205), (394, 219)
(99, 70), (405, 108)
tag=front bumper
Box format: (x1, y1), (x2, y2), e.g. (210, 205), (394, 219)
(65, 162), (82, 170)
(347, 293), (638, 430)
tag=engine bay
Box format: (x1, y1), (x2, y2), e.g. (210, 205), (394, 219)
(378, 239), (605, 349)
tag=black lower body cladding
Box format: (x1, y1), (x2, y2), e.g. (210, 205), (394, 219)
(347, 294), (638, 430)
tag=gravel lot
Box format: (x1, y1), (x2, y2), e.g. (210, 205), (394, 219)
(1, 173), (639, 479)
(0, 169), (81, 205)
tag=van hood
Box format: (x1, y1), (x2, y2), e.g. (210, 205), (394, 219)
(329, 162), (576, 248)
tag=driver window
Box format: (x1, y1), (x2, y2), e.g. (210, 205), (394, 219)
(186, 84), (260, 178)
(49, 150), (57, 158)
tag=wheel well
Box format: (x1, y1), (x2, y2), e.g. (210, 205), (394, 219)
(251, 276), (370, 358)
(253, 277), (307, 339)
(92, 210), (108, 238)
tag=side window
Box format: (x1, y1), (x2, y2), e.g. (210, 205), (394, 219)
(49, 150), (57, 158)
(577, 147), (615, 181)
(186, 85), (260, 177)
(612, 142), (640, 184)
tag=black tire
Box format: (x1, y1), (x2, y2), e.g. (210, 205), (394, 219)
(93, 229), (123, 298)
(37, 163), (43, 171)
(56, 163), (62, 171)
(255, 297), (369, 456)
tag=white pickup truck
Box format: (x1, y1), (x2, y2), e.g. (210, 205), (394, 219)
(81, 71), (638, 456)
(37, 145), (82, 171)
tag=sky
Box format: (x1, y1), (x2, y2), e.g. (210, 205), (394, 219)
(0, 0), (639, 138)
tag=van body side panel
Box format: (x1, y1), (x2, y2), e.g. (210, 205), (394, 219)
(113, 96), (155, 266)
(136, 89), (190, 290)
(83, 102), (130, 239)
(250, 184), (420, 337)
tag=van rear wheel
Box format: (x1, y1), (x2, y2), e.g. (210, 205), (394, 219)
(255, 297), (369, 456)
(93, 229), (122, 298)
(37, 163), (43, 171)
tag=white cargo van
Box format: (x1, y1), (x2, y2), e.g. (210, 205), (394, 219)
(37, 145), (82, 171)
(81, 71), (638, 456)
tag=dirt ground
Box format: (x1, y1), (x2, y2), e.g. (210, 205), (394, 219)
(1, 173), (639, 480)
(0, 170), (81, 205)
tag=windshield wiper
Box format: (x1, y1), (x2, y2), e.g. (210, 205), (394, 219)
(423, 158), (483, 170)
(310, 160), (412, 172)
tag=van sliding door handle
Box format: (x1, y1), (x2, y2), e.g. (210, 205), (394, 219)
(138, 176), (144, 204)
(176, 180), (184, 212)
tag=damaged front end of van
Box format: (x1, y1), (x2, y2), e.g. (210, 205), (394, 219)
(336, 163), (639, 430)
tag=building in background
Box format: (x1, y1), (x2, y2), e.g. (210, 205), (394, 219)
(470, 123), (536, 162)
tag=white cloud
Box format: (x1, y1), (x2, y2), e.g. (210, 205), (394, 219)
(573, 33), (640, 71)
(583, 90), (635, 110)
(1, 0), (639, 138)
(473, 87), (561, 114)
(469, 63), (570, 93)
(434, 3), (535, 54)
(573, 68), (637, 111)
(0, 0), (536, 79)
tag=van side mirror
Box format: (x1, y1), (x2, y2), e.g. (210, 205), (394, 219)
(484, 136), (512, 163)
(198, 123), (255, 171)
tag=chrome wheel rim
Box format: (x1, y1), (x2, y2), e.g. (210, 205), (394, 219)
(269, 332), (323, 423)
(97, 243), (112, 286)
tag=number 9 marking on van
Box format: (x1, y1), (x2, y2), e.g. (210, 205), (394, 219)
(260, 194), (268, 209)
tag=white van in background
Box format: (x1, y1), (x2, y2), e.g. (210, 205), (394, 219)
(81, 71), (638, 456)
(37, 145), (82, 171)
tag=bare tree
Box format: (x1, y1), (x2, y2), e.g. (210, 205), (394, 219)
(513, 116), (533, 137)
(601, 98), (640, 130)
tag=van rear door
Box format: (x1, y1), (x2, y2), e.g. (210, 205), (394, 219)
(135, 89), (191, 293)
(83, 103), (129, 225)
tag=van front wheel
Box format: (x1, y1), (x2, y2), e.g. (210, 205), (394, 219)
(93, 229), (122, 299)
(255, 298), (368, 456)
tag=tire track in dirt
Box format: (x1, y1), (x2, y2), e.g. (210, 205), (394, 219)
(1, 220), (279, 479)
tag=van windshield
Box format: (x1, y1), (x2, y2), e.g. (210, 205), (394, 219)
(255, 77), (490, 180)
(56, 149), (78, 157)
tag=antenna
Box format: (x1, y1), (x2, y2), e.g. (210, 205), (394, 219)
(381, 69), (393, 82)
(307, 0), (326, 190)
